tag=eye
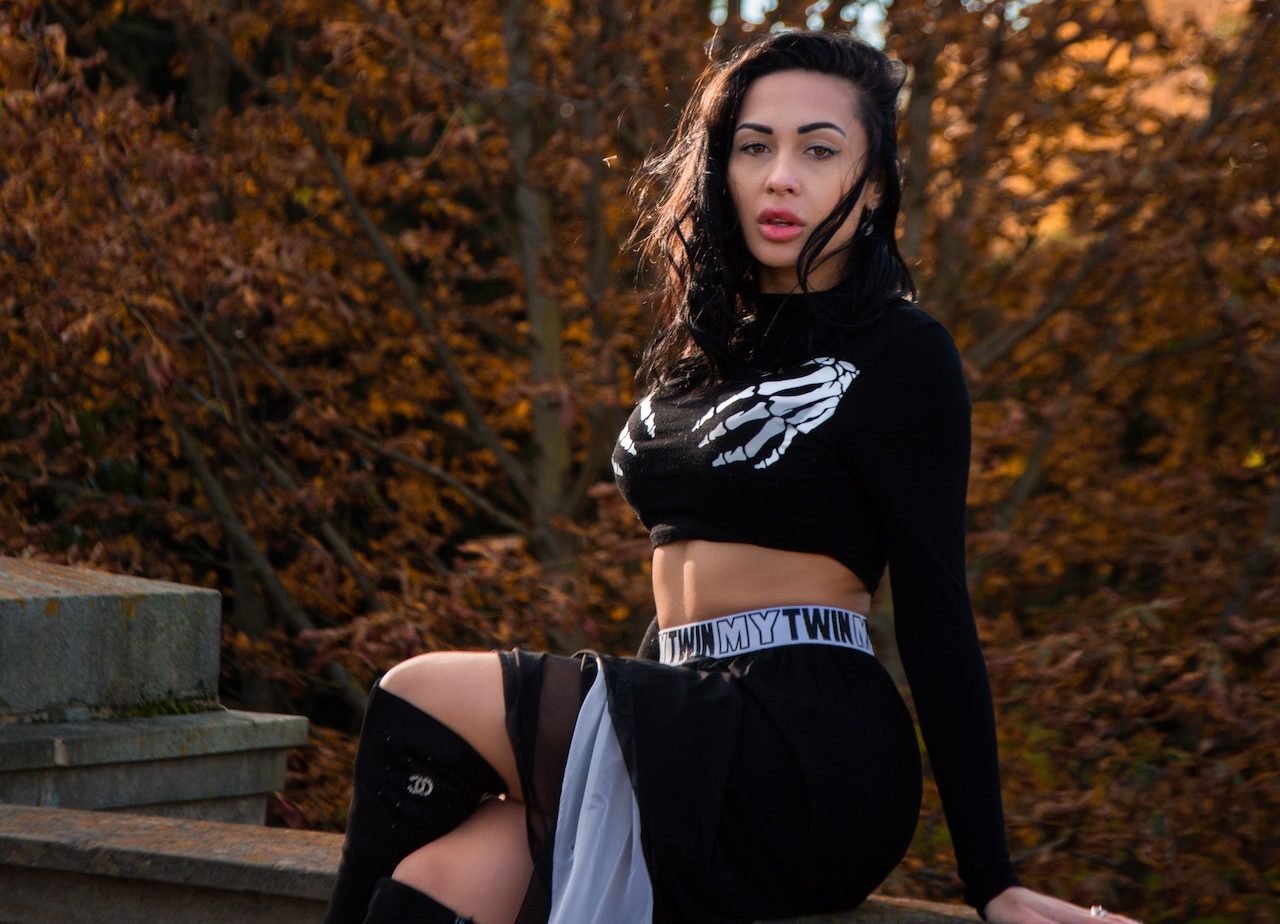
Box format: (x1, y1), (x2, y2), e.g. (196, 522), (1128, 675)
(807, 144), (838, 159)
(738, 141), (769, 156)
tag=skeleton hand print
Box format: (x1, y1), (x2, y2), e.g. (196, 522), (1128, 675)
(692, 357), (859, 469)
(613, 394), (656, 477)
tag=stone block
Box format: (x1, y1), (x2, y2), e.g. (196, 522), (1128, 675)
(0, 558), (220, 721)
(0, 710), (307, 824)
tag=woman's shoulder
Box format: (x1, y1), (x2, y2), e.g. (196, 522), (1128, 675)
(878, 296), (954, 338)
(832, 297), (962, 366)
(826, 299), (969, 419)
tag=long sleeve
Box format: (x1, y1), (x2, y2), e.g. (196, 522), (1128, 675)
(848, 319), (1019, 913)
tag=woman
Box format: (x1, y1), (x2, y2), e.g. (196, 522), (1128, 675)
(324, 30), (1141, 924)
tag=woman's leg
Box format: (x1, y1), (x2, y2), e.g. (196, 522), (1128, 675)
(379, 652), (522, 801)
(325, 652), (519, 924)
(359, 798), (532, 924)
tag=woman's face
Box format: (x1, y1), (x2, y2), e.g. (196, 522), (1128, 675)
(728, 69), (880, 294)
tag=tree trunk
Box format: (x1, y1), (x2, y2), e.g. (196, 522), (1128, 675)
(173, 0), (232, 137)
(929, 14), (1005, 328)
(899, 29), (940, 269)
(500, 0), (572, 564)
(225, 541), (277, 712)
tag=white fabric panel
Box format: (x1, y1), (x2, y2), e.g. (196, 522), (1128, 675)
(548, 669), (654, 924)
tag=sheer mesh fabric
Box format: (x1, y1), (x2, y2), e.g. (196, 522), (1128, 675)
(499, 650), (598, 924)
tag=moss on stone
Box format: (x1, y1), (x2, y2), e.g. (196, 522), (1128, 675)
(110, 697), (222, 719)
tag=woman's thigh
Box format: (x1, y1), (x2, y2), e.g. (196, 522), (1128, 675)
(392, 797), (532, 924)
(379, 651), (522, 802)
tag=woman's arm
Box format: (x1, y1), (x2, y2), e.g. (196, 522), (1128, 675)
(849, 318), (1019, 912)
(850, 318), (1144, 923)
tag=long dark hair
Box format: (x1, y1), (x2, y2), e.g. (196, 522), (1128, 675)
(632, 30), (914, 390)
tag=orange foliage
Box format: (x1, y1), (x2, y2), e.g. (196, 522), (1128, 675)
(1, 1), (1276, 920)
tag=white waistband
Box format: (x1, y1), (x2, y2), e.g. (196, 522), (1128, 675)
(657, 606), (874, 666)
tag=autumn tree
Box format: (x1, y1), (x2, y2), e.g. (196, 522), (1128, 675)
(2, 0), (705, 713)
(872, 1), (1279, 917)
(1, 1), (1276, 919)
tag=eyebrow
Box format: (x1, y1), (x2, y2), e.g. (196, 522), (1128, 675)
(734, 121), (848, 137)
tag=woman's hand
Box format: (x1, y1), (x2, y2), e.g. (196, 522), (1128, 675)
(982, 886), (1143, 924)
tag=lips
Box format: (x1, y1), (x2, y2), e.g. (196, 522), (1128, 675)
(756, 207), (805, 243)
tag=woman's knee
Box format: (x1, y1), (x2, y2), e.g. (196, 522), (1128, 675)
(380, 651), (496, 701)
(392, 798), (532, 923)
(377, 651), (522, 801)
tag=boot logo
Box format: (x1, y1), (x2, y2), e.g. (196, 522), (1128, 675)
(406, 774), (435, 797)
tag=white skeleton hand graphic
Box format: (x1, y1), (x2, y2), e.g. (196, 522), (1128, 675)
(614, 394), (656, 477)
(692, 357), (859, 469)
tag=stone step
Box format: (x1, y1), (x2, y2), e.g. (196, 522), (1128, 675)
(0, 710), (308, 824)
(0, 558), (220, 722)
(0, 804), (977, 924)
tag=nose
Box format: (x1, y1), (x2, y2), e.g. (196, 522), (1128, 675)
(765, 153), (799, 195)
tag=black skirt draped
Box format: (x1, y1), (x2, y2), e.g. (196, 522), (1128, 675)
(499, 642), (922, 924)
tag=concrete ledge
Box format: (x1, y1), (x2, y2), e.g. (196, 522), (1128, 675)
(0, 711), (308, 824)
(0, 804), (977, 923)
(0, 869), (323, 924)
(0, 804), (337, 902)
(0, 711), (308, 772)
(0, 804), (337, 924)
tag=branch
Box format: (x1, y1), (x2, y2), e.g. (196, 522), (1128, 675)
(1221, 463), (1280, 630)
(43, 0), (152, 99)
(63, 98), (262, 477)
(166, 344), (383, 615)
(348, 430), (536, 540)
(966, 215), (1129, 374)
(172, 420), (368, 715)
(188, 12), (535, 504)
(349, 0), (602, 109)
(1117, 325), (1258, 369)
(259, 452), (382, 612)
(63, 82), (369, 717)
(929, 15), (1006, 326)
(239, 339), (535, 540)
(965, 0), (1269, 375)
(0, 462), (214, 521)
(566, 403), (629, 517)
(1194, 0), (1277, 145)
(899, 30), (941, 267)
(104, 165), (385, 614)
(968, 325), (1122, 590)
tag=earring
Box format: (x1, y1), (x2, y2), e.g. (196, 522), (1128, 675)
(861, 208), (876, 237)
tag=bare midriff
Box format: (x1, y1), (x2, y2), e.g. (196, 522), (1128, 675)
(653, 539), (872, 629)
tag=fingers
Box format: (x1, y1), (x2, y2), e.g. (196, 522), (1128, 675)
(1055, 900), (1145, 924)
(1056, 898), (1143, 924)
(1051, 902), (1142, 924)
(985, 887), (1144, 924)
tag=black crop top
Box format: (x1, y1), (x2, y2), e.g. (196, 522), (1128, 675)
(612, 296), (1020, 912)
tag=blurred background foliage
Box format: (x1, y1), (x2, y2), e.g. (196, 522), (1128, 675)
(1, 0), (1276, 920)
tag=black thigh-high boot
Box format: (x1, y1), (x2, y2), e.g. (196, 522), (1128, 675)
(362, 877), (474, 924)
(324, 684), (508, 924)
